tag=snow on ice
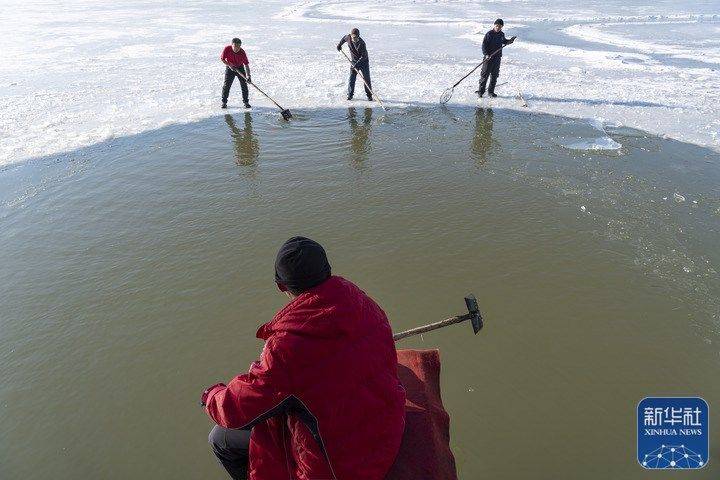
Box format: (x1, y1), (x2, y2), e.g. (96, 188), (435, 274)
(1, 0), (719, 166)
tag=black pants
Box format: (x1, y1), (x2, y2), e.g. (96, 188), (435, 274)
(478, 56), (502, 95)
(348, 62), (372, 99)
(222, 67), (249, 104)
(208, 425), (252, 479)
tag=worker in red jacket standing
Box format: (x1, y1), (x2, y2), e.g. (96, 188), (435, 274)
(201, 237), (406, 480)
(221, 38), (251, 109)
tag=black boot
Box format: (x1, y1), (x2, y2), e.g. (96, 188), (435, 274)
(488, 92), (497, 98)
(221, 102), (227, 109)
(243, 102), (251, 109)
(347, 94), (353, 100)
(475, 89), (484, 98)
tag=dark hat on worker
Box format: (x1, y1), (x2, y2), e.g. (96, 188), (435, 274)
(274, 236), (331, 292)
(232, 37), (242, 45)
(494, 18), (504, 26)
(351, 28), (360, 35)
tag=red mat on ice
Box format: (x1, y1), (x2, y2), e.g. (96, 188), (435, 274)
(385, 349), (458, 480)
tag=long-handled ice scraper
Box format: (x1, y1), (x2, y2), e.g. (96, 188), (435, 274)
(440, 42), (513, 104)
(339, 49), (387, 111)
(231, 67), (292, 120)
(393, 295), (484, 341)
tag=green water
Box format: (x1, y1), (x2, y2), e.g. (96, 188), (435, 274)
(1, 106), (718, 478)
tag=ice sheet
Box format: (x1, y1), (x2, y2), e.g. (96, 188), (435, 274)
(1, 0), (719, 166)
(559, 136), (623, 151)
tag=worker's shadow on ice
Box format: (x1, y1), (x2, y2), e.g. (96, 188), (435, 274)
(471, 107), (495, 166)
(348, 107), (372, 169)
(225, 113), (260, 167)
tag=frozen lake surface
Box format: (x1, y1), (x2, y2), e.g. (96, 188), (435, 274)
(1, 0), (719, 165)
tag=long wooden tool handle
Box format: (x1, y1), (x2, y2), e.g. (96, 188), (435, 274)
(232, 68), (286, 111)
(452, 44), (506, 89)
(393, 313), (472, 341)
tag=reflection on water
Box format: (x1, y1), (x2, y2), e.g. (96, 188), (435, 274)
(348, 107), (372, 167)
(471, 108), (494, 165)
(225, 113), (259, 166)
(1, 107), (719, 480)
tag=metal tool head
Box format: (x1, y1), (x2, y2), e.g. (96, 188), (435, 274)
(281, 109), (292, 121)
(439, 87), (454, 104)
(464, 294), (483, 334)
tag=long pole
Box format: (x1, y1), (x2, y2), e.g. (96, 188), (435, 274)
(451, 44), (506, 89)
(231, 67), (292, 119)
(340, 49), (387, 111)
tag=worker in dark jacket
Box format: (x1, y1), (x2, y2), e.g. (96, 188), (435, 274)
(221, 38), (252, 109)
(477, 19), (516, 98)
(337, 28), (373, 101)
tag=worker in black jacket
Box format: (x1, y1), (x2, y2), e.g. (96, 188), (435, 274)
(337, 28), (372, 101)
(478, 19), (516, 98)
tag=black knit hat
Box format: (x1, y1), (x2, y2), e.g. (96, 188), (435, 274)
(494, 18), (504, 26)
(274, 237), (331, 292)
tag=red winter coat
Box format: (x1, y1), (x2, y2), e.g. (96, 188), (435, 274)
(204, 276), (406, 480)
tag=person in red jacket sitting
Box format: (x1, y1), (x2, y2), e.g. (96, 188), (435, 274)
(202, 237), (406, 480)
(221, 38), (251, 109)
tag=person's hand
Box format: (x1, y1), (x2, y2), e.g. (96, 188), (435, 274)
(200, 382), (226, 407)
(336, 45), (342, 51)
(508, 36), (517, 43)
(246, 75), (252, 84)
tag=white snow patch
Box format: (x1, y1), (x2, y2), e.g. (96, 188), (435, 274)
(1, 0), (719, 166)
(563, 16), (720, 66)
